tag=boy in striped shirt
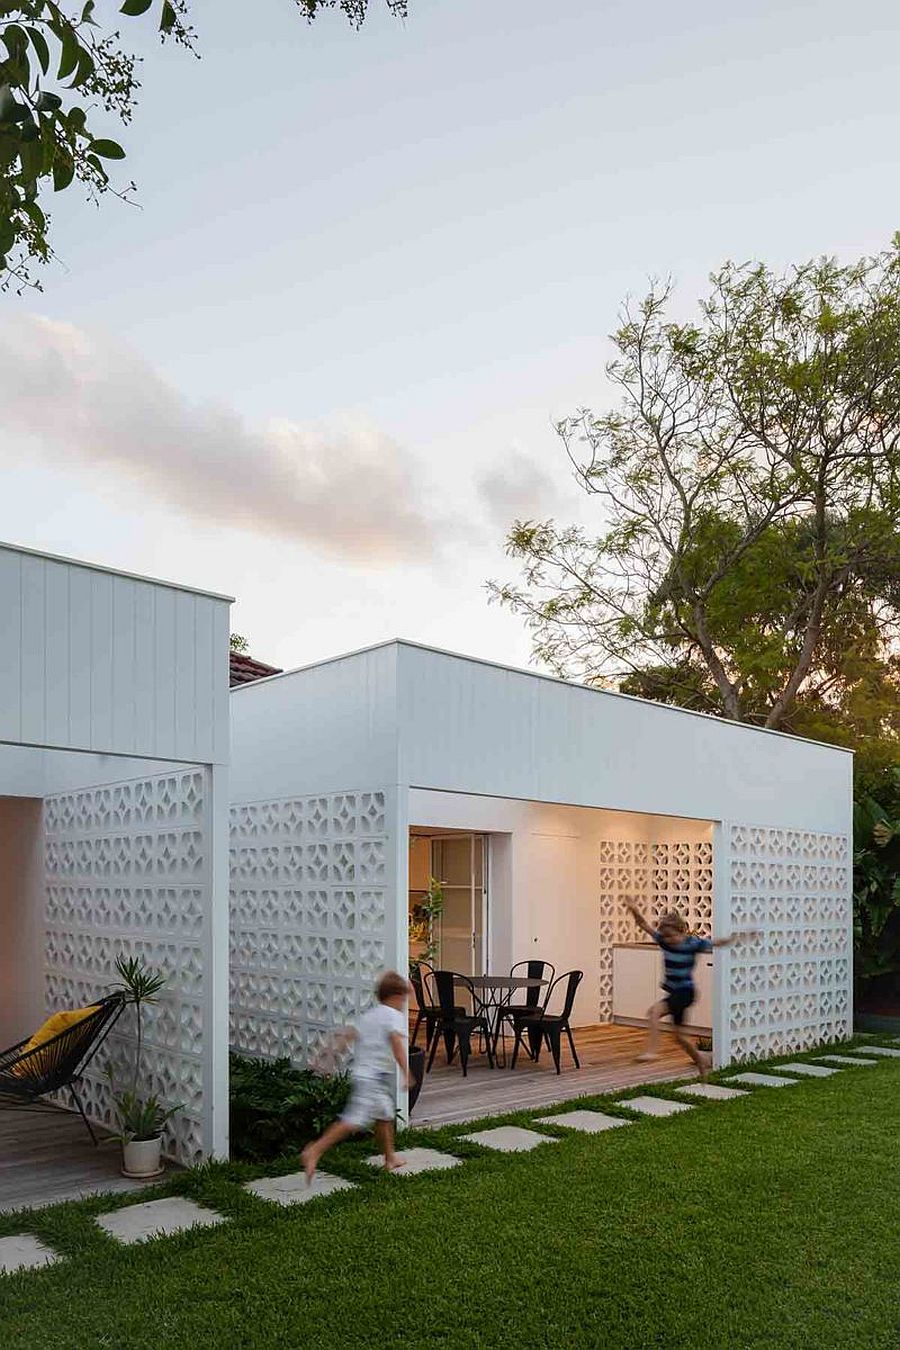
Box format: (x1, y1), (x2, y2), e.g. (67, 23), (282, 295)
(624, 901), (753, 1079)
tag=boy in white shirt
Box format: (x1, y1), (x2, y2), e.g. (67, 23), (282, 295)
(301, 970), (412, 1180)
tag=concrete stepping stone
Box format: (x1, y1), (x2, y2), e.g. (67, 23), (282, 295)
(0, 1234), (59, 1275)
(676, 1083), (748, 1102)
(861, 1045), (900, 1058)
(816, 1054), (878, 1067)
(725, 1072), (798, 1087)
(535, 1110), (632, 1133)
(96, 1196), (226, 1245)
(622, 1095), (693, 1117)
(366, 1147), (460, 1175)
(244, 1170), (355, 1207)
(771, 1062), (838, 1078)
(460, 1126), (557, 1153)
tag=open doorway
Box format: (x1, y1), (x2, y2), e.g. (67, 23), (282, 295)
(408, 829), (488, 975)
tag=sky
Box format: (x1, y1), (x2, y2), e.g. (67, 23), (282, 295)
(1, 0), (899, 672)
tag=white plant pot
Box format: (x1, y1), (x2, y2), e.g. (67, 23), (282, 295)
(122, 1136), (164, 1179)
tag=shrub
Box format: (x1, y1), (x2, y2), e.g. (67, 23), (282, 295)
(229, 1053), (350, 1161)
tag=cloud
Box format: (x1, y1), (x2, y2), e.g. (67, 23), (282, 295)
(0, 315), (439, 565)
(478, 446), (565, 533)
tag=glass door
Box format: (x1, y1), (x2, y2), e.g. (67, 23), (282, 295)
(432, 835), (487, 975)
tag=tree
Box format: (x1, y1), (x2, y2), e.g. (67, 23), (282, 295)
(491, 241), (900, 735)
(0, 0), (407, 290)
(229, 632), (249, 653)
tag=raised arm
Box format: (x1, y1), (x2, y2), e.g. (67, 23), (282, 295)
(623, 898), (655, 937)
(711, 930), (760, 949)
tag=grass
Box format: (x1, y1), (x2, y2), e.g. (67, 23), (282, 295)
(2, 1038), (900, 1348)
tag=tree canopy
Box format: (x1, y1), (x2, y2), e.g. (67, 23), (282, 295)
(491, 241), (900, 749)
(0, 0), (407, 290)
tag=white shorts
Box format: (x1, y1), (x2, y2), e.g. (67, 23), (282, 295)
(341, 1073), (394, 1130)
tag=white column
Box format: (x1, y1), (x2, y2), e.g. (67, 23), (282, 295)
(712, 820), (731, 1069)
(386, 782), (410, 1126)
(203, 762), (230, 1159)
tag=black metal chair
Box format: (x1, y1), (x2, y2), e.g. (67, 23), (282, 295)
(426, 971), (495, 1077)
(511, 970), (583, 1074)
(0, 994), (126, 1144)
(493, 959), (555, 1062)
(410, 961), (466, 1054)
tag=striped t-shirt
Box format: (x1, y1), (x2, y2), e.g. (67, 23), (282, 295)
(652, 931), (713, 993)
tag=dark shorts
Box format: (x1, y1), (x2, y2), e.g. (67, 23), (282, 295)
(663, 987), (695, 1026)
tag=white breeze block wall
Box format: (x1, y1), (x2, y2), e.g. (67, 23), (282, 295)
(726, 825), (852, 1062)
(229, 790), (389, 1066)
(43, 770), (208, 1165)
(599, 839), (714, 1020)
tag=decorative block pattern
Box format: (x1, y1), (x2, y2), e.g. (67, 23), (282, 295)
(43, 772), (208, 1166)
(229, 791), (389, 1067)
(727, 826), (852, 1063)
(597, 839), (713, 1020)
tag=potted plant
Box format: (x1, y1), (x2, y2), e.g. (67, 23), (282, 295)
(110, 955), (181, 1178)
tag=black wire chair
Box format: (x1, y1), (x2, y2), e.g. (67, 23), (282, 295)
(426, 971), (496, 1077)
(410, 960), (465, 1053)
(493, 959), (556, 1062)
(0, 994), (126, 1144)
(510, 970), (583, 1074)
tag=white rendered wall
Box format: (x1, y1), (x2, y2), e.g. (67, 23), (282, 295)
(0, 543), (230, 765)
(0, 798), (44, 1046)
(409, 789), (713, 1029)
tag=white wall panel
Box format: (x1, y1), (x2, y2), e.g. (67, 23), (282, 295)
(398, 644), (852, 833)
(0, 544), (229, 764)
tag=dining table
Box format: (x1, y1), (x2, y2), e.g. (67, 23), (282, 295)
(453, 973), (547, 1067)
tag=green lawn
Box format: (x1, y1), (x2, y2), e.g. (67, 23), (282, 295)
(2, 1043), (900, 1348)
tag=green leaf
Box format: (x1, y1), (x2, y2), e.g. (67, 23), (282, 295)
(120, 0), (154, 14)
(71, 45), (95, 88)
(25, 26), (51, 76)
(57, 23), (80, 81)
(90, 138), (126, 160)
(160, 0), (177, 31)
(36, 91), (63, 113)
(52, 152), (74, 192)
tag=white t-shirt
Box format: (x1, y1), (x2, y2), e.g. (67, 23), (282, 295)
(352, 1003), (407, 1080)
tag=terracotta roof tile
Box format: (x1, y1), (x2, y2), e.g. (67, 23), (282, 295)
(229, 651), (282, 687)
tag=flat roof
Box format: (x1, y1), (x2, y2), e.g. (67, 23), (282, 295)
(0, 539), (234, 603)
(230, 637), (854, 755)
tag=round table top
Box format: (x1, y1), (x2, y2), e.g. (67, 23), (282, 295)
(454, 974), (547, 990)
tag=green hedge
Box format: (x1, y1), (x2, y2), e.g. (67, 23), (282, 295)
(229, 1053), (350, 1161)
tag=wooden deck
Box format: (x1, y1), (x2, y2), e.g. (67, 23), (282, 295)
(0, 1108), (162, 1216)
(411, 1024), (699, 1127)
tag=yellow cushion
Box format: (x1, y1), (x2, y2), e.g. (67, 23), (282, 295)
(11, 1006), (98, 1077)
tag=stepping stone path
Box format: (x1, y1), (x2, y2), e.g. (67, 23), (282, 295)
(622, 1095), (693, 1118)
(860, 1045), (900, 1058)
(771, 1062), (838, 1078)
(725, 1072), (798, 1088)
(96, 1196), (226, 1245)
(244, 1170), (355, 1207)
(0, 1234), (59, 1275)
(676, 1083), (748, 1102)
(817, 1054), (877, 1066)
(535, 1110), (631, 1133)
(366, 1148), (460, 1175)
(461, 1126), (557, 1152)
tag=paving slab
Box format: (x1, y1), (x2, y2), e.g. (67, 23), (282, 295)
(621, 1095), (693, 1117)
(675, 1083), (749, 1101)
(725, 1072), (798, 1088)
(816, 1054), (878, 1067)
(460, 1126), (558, 1153)
(535, 1110), (632, 1133)
(0, 1234), (59, 1275)
(244, 1170), (355, 1207)
(96, 1196), (227, 1245)
(771, 1062), (838, 1078)
(861, 1045), (900, 1058)
(366, 1148), (460, 1175)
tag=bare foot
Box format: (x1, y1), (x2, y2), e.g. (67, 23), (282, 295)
(301, 1145), (317, 1184)
(635, 1051), (659, 1063)
(384, 1155), (406, 1172)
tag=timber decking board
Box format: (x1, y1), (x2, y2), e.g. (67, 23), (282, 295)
(412, 1024), (696, 1127)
